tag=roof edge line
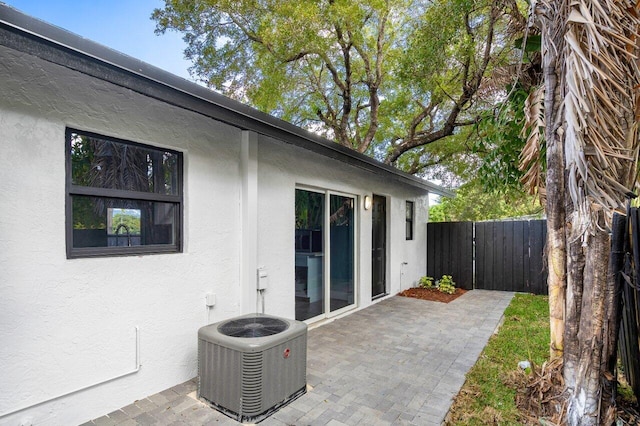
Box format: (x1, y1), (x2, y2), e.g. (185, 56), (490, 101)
(0, 3), (454, 197)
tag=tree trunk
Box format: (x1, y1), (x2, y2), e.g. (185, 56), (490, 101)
(535, 0), (640, 423)
(566, 212), (611, 425)
(541, 0), (566, 360)
(564, 201), (584, 390)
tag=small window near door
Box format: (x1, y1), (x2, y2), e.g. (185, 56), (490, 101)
(406, 201), (414, 240)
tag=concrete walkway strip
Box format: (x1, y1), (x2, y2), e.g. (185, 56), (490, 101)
(83, 290), (514, 426)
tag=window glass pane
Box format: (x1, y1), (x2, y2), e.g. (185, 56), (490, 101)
(406, 201), (414, 220)
(294, 189), (325, 321)
(406, 201), (414, 240)
(70, 132), (179, 195)
(72, 196), (177, 248)
(330, 195), (355, 312)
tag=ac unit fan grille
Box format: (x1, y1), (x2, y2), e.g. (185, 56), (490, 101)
(218, 316), (289, 338)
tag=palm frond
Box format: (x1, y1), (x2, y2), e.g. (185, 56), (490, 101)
(562, 0), (640, 229)
(519, 84), (546, 201)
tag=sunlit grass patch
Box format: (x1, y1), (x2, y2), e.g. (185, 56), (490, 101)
(445, 293), (550, 425)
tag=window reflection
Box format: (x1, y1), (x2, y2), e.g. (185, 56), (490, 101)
(294, 190), (325, 321)
(330, 195), (355, 312)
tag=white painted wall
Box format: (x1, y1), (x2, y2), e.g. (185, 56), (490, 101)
(0, 47), (244, 426)
(0, 44), (430, 425)
(255, 137), (430, 319)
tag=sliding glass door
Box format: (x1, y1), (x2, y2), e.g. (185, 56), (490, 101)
(329, 194), (354, 312)
(295, 189), (356, 321)
(294, 190), (325, 321)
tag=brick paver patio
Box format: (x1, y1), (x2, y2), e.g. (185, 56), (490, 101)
(82, 290), (514, 426)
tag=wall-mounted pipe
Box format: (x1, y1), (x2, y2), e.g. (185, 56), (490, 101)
(0, 326), (141, 419)
(257, 267), (268, 314)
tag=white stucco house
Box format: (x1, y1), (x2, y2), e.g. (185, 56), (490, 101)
(0, 4), (452, 425)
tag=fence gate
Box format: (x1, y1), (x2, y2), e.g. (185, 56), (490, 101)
(427, 220), (547, 294)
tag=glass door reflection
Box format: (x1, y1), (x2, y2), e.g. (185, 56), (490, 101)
(294, 189), (325, 321)
(329, 195), (355, 312)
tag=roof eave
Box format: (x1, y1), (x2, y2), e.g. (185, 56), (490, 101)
(0, 3), (454, 197)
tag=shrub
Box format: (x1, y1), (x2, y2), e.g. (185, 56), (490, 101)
(438, 275), (456, 294)
(419, 276), (435, 288)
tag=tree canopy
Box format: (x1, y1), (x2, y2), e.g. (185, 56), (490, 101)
(429, 180), (543, 222)
(153, 0), (526, 173)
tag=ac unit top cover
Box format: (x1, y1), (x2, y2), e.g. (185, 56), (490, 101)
(198, 313), (307, 352)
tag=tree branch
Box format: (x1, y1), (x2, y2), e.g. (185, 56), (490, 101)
(384, 3), (499, 165)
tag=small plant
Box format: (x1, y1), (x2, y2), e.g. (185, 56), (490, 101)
(419, 276), (435, 288)
(438, 275), (456, 294)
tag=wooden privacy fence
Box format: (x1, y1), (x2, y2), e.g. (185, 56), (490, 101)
(427, 220), (548, 294)
(617, 208), (640, 400)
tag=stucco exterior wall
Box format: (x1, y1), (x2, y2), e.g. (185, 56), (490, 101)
(256, 136), (430, 319)
(0, 47), (244, 425)
(0, 44), (430, 425)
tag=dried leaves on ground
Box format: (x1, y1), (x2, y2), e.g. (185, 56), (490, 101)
(508, 358), (640, 425)
(507, 357), (567, 425)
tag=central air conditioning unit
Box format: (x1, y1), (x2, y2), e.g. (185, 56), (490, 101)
(198, 313), (307, 423)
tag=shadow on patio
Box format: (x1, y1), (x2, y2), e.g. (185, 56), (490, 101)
(84, 290), (514, 426)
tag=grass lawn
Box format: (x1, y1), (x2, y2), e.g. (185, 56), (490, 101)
(445, 293), (550, 425)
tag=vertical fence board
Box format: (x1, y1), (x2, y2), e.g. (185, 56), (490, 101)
(475, 222), (488, 289)
(513, 221), (525, 291)
(439, 223), (448, 275)
(508, 222), (517, 290)
(426, 220), (436, 279)
(523, 221), (531, 292)
(477, 222), (494, 290)
(461, 222), (474, 289)
(495, 223), (505, 290)
(529, 220), (546, 295)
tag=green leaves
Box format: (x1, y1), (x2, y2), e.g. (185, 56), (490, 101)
(429, 179), (544, 222)
(153, 0), (530, 189)
(473, 85), (533, 193)
(437, 275), (456, 294)
(419, 276), (436, 288)
(515, 34), (541, 52)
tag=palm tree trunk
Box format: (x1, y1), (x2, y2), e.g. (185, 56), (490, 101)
(541, 0), (566, 360)
(567, 212), (610, 425)
(563, 200), (584, 390)
(531, 0), (640, 423)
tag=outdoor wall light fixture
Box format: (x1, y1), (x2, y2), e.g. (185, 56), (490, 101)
(364, 195), (372, 210)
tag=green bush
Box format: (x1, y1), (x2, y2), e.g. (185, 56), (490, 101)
(438, 275), (456, 294)
(419, 276), (435, 288)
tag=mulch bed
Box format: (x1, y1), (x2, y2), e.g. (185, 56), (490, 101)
(398, 287), (468, 303)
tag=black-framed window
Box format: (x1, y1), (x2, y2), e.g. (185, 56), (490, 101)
(406, 200), (414, 240)
(66, 128), (183, 258)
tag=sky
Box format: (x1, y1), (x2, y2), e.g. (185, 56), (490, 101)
(3, 0), (193, 80)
